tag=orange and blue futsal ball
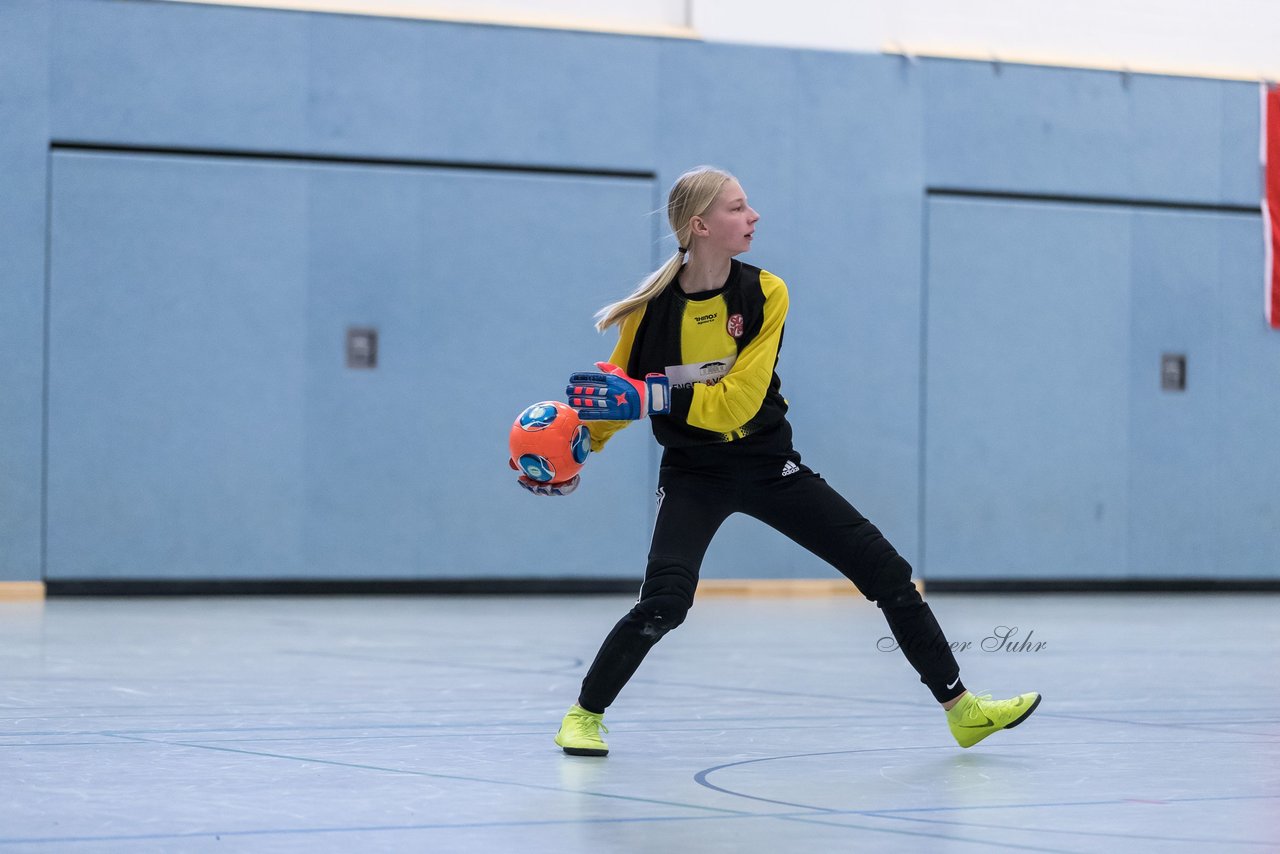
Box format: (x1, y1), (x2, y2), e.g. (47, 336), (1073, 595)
(509, 401), (590, 484)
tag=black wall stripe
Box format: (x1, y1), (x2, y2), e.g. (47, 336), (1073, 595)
(928, 186), (1259, 215)
(51, 141), (655, 181)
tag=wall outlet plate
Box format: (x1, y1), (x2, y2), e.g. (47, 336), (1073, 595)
(347, 327), (378, 369)
(1161, 353), (1186, 391)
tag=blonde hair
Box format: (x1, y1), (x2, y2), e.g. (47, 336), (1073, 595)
(594, 165), (736, 332)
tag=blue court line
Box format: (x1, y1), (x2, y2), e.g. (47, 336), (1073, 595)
(0, 719), (865, 741)
(0, 795), (1068, 852)
(42, 734), (1078, 853)
(0, 708), (931, 740)
(863, 793), (1280, 815)
(694, 745), (1280, 814)
(858, 808), (1279, 847)
(602, 668), (1280, 733)
(101, 732), (758, 817)
(5, 732), (1273, 759)
(0, 740), (130, 748)
(274, 644), (935, 710)
(0, 695), (580, 718)
(280, 648), (587, 675)
(0, 813), (759, 847)
(0, 720), (895, 748)
(8, 682), (1275, 718)
(0, 808), (1072, 851)
(171, 735), (1265, 853)
(14, 646), (1273, 742)
(4, 725), (1271, 851)
(1040, 710), (1280, 736)
(772, 813), (1078, 854)
(696, 744), (972, 811)
(4, 709), (1277, 742)
(690, 797), (1280, 850)
(645, 679), (1280, 738)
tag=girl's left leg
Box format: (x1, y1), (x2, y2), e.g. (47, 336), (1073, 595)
(742, 461), (965, 704)
(744, 455), (1042, 748)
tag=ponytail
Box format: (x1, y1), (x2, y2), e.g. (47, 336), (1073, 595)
(593, 165), (734, 333)
(594, 248), (686, 332)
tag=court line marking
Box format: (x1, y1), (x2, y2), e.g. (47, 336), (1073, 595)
(0, 733), (1074, 852)
(856, 809), (1279, 847)
(694, 743), (1280, 846)
(0, 810), (1070, 852)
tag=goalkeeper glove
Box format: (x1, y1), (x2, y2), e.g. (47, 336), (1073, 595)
(517, 474), (580, 497)
(567, 362), (669, 420)
(509, 458), (580, 497)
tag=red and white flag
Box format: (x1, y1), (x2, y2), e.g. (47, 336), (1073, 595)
(1264, 83), (1280, 328)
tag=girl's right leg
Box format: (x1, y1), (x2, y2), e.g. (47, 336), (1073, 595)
(575, 465), (733, 714)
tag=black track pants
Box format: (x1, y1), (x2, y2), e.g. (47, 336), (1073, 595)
(577, 420), (963, 713)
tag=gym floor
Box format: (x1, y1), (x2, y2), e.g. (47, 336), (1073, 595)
(2, 591), (1277, 852)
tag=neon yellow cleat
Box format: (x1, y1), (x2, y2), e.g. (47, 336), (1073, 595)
(554, 704), (609, 756)
(946, 691), (1041, 748)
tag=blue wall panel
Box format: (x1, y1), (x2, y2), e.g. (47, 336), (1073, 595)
(0, 0), (50, 582)
(654, 44), (928, 578)
(1127, 210), (1226, 577)
(51, 0), (310, 150)
(926, 61), (1132, 197)
(46, 151), (653, 579)
(924, 197), (1132, 579)
(52, 0), (659, 172)
(1213, 215), (1280, 577)
(924, 59), (1257, 207)
(1127, 76), (1230, 204)
(300, 166), (654, 578)
(306, 15), (659, 170)
(1218, 83), (1264, 205)
(47, 151), (311, 579)
(926, 196), (1276, 580)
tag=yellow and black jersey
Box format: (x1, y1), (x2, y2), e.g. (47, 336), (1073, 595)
(588, 259), (789, 450)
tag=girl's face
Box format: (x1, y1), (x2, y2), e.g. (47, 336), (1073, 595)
(694, 180), (759, 257)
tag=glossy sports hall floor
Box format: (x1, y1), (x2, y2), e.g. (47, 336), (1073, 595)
(2, 591), (1277, 852)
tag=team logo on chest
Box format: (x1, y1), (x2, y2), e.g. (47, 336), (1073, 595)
(726, 313), (745, 338)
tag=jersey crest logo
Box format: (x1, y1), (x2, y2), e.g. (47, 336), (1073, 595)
(726, 313), (745, 338)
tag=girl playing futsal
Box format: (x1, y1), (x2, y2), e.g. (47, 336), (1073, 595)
(522, 165), (1040, 756)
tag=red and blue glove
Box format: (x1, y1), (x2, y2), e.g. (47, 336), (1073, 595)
(567, 362), (670, 420)
(509, 458), (580, 496)
(517, 474), (580, 496)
